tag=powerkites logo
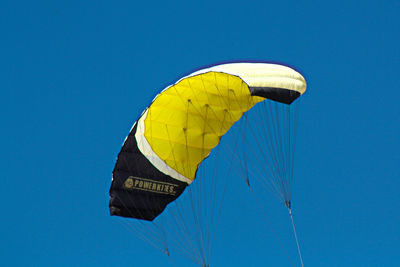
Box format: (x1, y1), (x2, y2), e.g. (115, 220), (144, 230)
(123, 176), (178, 196)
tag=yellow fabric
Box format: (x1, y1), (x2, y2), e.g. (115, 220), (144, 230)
(144, 72), (264, 181)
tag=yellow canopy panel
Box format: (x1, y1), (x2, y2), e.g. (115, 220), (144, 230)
(135, 63), (306, 183)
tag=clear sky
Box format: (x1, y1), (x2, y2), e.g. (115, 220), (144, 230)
(1, 0), (399, 266)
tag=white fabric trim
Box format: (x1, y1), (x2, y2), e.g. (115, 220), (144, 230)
(135, 109), (193, 185)
(156, 63), (306, 102)
(186, 63), (307, 94)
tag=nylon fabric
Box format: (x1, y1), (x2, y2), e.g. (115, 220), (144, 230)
(143, 71), (264, 182)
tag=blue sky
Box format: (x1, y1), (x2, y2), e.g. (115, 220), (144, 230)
(1, 0), (399, 266)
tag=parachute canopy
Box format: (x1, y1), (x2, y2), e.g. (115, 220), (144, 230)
(109, 62), (306, 221)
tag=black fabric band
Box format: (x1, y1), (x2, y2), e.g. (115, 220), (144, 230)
(249, 87), (300, 104)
